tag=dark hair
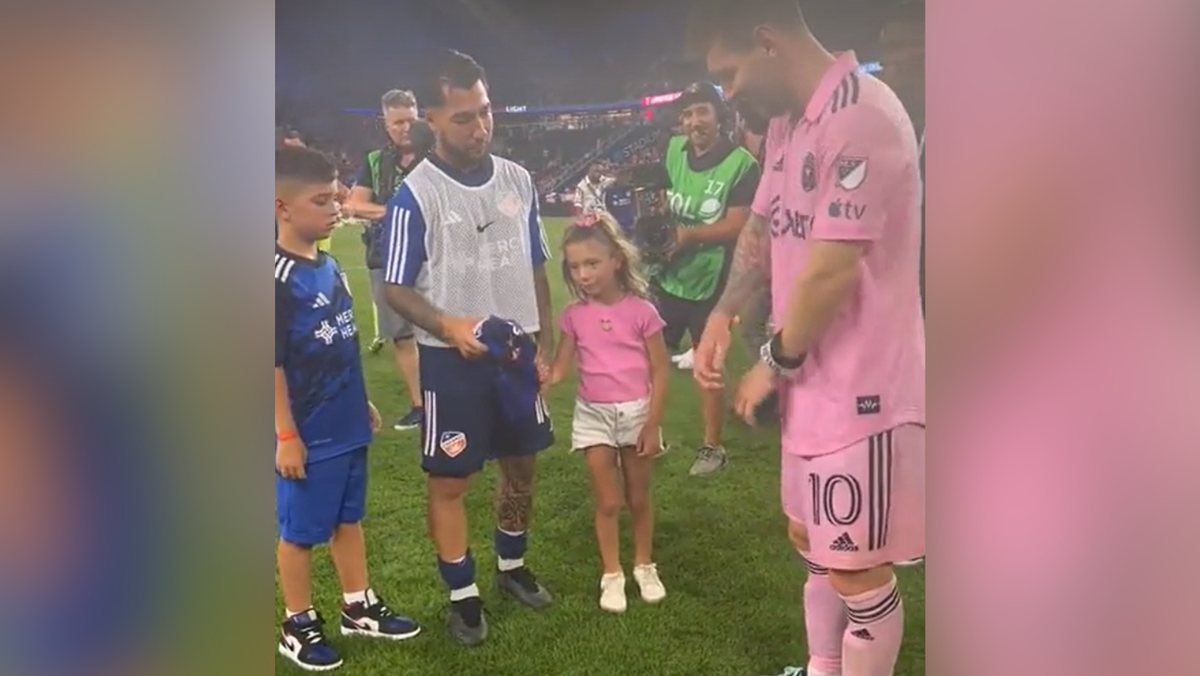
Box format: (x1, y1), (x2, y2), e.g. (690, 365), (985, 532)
(419, 49), (488, 109)
(888, 0), (925, 24)
(275, 146), (337, 185)
(685, 0), (807, 56)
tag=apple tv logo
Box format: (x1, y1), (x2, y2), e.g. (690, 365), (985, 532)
(828, 200), (866, 220)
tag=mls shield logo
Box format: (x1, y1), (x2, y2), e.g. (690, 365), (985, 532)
(836, 157), (868, 191)
(802, 152), (818, 192)
(439, 431), (468, 458)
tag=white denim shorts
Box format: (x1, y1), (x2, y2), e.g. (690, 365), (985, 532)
(570, 397), (662, 452)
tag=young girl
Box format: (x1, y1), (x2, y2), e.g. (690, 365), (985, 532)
(548, 213), (670, 614)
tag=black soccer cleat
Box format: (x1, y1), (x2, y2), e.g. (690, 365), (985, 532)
(447, 597), (488, 647)
(495, 566), (554, 609)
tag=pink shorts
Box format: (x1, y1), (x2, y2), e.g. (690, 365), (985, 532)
(781, 424), (926, 571)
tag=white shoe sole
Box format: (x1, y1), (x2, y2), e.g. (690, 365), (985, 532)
(639, 591), (667, 604)
(340, 624), (422, 640)
(277, 644), (343, 672)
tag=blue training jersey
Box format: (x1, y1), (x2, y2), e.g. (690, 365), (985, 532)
(274, 246), (371, 462)
(605, 185), (636, 232)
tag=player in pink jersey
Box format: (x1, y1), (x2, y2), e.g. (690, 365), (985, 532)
(546, 213), (671, 615)
(687, 1), (925, 675)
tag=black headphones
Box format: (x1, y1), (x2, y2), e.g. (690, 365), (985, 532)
(676, 81), (734, 132)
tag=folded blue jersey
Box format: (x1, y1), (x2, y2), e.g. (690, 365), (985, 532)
(474, 317), (540, 424)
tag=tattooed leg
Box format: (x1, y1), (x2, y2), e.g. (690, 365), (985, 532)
(495, 455), (536, 532)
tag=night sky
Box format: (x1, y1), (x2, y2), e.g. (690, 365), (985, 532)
(277, 0), (895, 108)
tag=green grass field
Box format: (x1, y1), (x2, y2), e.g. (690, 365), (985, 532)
(275, 217), (925, 675)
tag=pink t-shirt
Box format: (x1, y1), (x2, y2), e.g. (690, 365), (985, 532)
(753, 52), (925, 457)
(559, 295), (665, 404)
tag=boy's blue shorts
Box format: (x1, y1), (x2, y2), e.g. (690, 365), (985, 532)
(276, 447), (368, 546)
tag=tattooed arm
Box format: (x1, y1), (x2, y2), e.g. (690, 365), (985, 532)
(383, 284), (445, 337)
(712, 212), (772, 318)
(381, 186), (486, 357)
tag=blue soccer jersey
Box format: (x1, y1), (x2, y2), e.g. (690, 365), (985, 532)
(274, 246), (371, 462)
(605, 185), (636, 232)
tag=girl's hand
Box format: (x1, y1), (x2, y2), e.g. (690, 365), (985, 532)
(636, 423), (662, 458)
(368, 401), (382, 433)
(541, 367), (563, 394)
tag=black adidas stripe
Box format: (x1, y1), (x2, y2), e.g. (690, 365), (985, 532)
(868, 431), (894, 551)
(830, 72), (861, 114)
(803, 557), (830, 576)
(847, 587), (902, 625)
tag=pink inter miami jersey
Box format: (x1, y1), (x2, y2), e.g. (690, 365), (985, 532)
(752, 52), (925, 457)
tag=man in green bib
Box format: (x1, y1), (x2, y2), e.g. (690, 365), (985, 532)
(345, 89), (427, 432)
(655, 82), (762, 476)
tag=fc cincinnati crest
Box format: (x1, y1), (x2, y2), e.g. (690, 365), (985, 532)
(802, 152), (818, 192)
(440, 431), (467, 458)
(836, 156), (868, 191)
(497, 192), (522, 218)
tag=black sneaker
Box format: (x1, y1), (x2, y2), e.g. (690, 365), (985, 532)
(495, 566), (554, 609)
(279, 610), (343, 672)
(368, 337), (386, 355)
(393, 407), (423, 431)
(448, 596), (488, 647)
(341, 593), (422, 640)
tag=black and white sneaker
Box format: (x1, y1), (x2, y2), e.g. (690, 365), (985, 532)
(341, 593), (422, 640)
(279, 610), (343, 672)
(393, 407), (423, 431)
(368, 337), (386, 355)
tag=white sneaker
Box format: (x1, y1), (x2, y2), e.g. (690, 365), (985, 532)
(675, 349), (695, 370)
(599, 572), (627, 613)
(633, 564), (667, 604)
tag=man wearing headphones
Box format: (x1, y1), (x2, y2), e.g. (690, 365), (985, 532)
(654, 82), (761, 476)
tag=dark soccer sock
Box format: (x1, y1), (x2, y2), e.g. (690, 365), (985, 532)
(494, 528), (528, 572)
(438, 551), (480, 602)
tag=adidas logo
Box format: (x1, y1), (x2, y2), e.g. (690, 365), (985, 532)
(312, 293), (331, 309)
(851, 628), (875, 641)
(830, 532), (859, 552)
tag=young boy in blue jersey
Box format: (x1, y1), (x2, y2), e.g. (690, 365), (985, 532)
(275, 147), (421, 671)
(604, 179), (637, 234)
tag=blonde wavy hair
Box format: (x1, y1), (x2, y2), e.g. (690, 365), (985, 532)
(560, 211), (650, 302)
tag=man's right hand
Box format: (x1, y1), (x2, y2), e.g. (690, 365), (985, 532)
(440, 315), (488, 359)
(276, 438), (308, 480)
(694, 311), (735, 390)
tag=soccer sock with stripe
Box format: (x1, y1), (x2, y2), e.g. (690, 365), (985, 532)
(495, 528), (528, 572)
(841, 575), (904, 676)
(437, 552), (479, 602)
(803, 558), (849, 676)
